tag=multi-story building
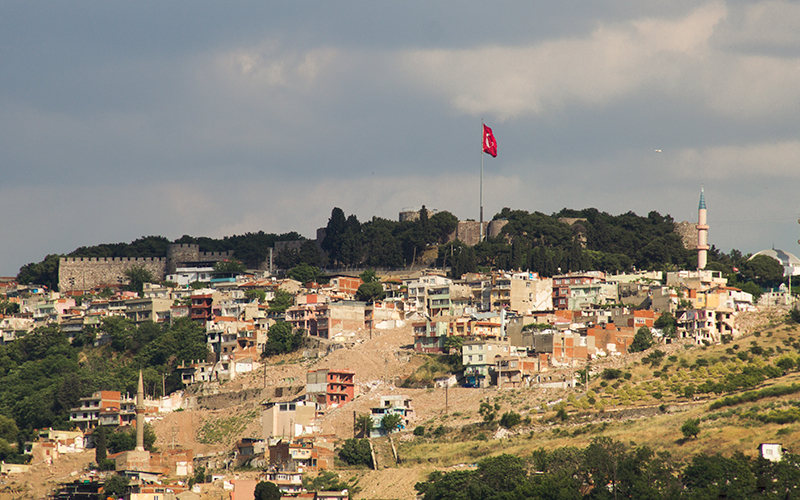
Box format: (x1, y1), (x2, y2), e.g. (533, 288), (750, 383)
(124, 297), (173, 324)
(69, 391), (136, 430)
(326, 369), (355, 408)
(190, 293), (214, 323)
(262, 397), (319, 440)
(552, 271), (605, 310)
(491, 272), (553, 313)
(285, 295), (365, 340)
(0, 316), (34, 345)
(462, 339), (511, 387)
(268, 435), (335, 473)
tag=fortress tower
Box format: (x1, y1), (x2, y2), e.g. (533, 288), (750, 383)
(697, 188), (709, 270)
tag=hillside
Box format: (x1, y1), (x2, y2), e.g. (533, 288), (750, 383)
(11, 307), (800, 499)
(166, 306), (800, 498)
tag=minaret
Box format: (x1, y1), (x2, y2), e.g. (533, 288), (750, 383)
(135, 370), (145, 452)
(697, 187), (709, 270)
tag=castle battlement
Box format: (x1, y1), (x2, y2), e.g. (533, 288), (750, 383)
(61, 257), (167, 263)
(198, 251), (233, 258)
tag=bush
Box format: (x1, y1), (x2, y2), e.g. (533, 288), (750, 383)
(413, 426), (426, 437)
(338, 438), (372, 467)
(263, 321), (304, 356)
(681, 418), (700, 439)
(601, 368), (623, 380)
(499, 411), (522, 429)
(630, 327), (654, 352)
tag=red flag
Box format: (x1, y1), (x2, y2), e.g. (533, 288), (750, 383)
(482, 124), (497, 157)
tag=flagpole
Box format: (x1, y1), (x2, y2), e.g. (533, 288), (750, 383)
(480, 120), (484, 242)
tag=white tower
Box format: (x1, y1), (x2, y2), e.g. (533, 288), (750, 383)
(697, 188), (709, 270)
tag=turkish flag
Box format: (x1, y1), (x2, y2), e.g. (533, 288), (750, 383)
(483, 124), (497, 157)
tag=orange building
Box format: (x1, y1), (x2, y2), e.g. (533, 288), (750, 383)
(326, 369), (355, 407)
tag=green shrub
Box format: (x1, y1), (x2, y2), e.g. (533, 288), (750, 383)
(339, 438), (372, 467)
(499, 411), (522, 429)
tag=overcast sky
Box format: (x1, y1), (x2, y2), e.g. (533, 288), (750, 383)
(3, 1), (800, 275)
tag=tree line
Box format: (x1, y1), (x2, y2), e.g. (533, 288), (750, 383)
(416, 438), (800, 500)
(0, 317), (208, 450)
(16, 206), (787, 295)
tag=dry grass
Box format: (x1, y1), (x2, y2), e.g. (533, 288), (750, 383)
(397, 318), (800, 466)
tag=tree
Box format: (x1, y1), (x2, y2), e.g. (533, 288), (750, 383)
(630, 326), (653, 352)
(381, 413), (403, 433)
(654, 312), (677, 337)
(359, 269), (379, 283)
(254, 481), (282, 500)
(102, 474), (130, 499)
(107, 424), (157, 453)
(742, 254), (784, 286)
(124, 265), (154, 296)
(499, 411), (521, 429)
(0, 300), (19, 315)
(356, 282), (385, 303)
(268, 289), (294, 313)
(189, 466), (206, 487)
(287, 263), (321, 285)
(245, 289), (267, 303)
(339, 438), (372, 467)
(263, 322), (304, 356)
(355, 414), (373, 437)
(16, 253), (61, 291)
(322, 208), (347, 265)
(94, 424), (108, 463)
(681, 418), (701, 439)
(213, 258), (247, 277)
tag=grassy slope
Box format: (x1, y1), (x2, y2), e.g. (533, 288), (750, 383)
(397, 318), (800, 468)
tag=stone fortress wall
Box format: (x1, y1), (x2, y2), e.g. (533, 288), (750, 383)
(59, 257), (167, 293)
(59, 244), (233, 292)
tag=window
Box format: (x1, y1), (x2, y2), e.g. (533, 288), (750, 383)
(477, 355), (483, 361)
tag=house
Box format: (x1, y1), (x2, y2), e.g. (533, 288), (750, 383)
(489, 355), (540, 388)
(585, 323), (635, 357)
(462, 339), (511, 387)
(305, 369), (356, 409)
(262, 468), (304, 495)
(370, 395), (414, 437)
(552, 272), (605, 310)
(234, 438), (266, 467)
(125, 297), (174, 324)
(268, 435), (335, 472)
(286, 295), (366, 340)
(0, 316), (34, 344)
(326, 369), (355, 408)
(262, 397), (319, 440)
(69, 391), (135, 430)
(758, 443), (785, 462)
(491, 272), (553, 313)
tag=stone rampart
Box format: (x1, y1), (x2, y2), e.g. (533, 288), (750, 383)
(59, 257), (167, 293)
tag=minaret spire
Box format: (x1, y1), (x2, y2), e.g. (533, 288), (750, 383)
(135, 370), (145, 452)
(697, 187), (709, 270)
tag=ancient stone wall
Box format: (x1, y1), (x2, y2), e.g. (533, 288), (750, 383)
(674, 221), (698, 249)
(59, 257), (167, 292)
(166, 244), (200, 273)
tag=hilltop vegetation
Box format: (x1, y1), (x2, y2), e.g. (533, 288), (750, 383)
(0, 317), (207, 436)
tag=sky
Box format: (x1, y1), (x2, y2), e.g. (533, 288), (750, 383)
(3, 1), (800, 275)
